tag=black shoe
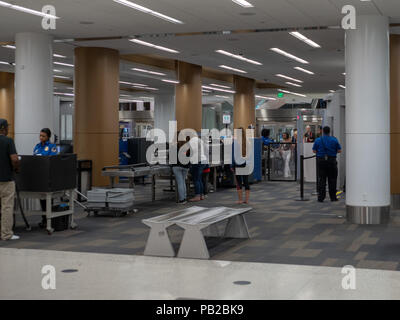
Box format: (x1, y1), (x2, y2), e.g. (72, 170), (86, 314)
(318, 199), (324, 203)
(331, 198), (338, 202)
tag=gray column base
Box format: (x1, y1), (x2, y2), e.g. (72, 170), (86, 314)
(346, 205), (390, 225)
(391, 194), (400, 210)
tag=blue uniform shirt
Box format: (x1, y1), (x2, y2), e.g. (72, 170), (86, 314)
(33, 141), (58, 156)
(312, 136), (341, 158)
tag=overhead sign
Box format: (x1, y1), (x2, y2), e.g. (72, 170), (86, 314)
(277, 92), (284, 98)
(222, 114), (231, 124)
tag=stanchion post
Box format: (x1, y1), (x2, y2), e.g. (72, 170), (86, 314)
(296, 154), (310, 201)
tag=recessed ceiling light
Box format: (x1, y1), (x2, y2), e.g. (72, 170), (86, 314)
(215, 95), (230, 99)
(342, 72), (346, 75)
(210, 83), (231, 89)
(54, 62), (74, 67)
(2, 45), (15, 49)
(0, 1), (59, 19)
(216, 49), (262, 65)
(202, 85), (235, 94)
(232, 0), (254, 8)
(130, 39), (179, 54)
(270, 48), (309, 64)
(113, 0), (183, 24)
(275, 74), (303, 83)
(162, 79), (179, 84)
(294, 67), (314, 75)
(278, 89), (307, 97)
(131, 68), (166, 76)
(256, 95), (277, 100)
(289, 31), (321, 48)
(285, 82), (302, 88)
(339, 85), (346, 89)
(219, 65), (247, 74)
(53, 54), (67, 59)
(329, 90), (335, 93)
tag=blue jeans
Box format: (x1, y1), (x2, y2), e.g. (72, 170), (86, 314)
(173, 166), (189, 201)
(191, 164), (206, 196)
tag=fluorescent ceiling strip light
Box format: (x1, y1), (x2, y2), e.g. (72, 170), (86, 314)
(53, 54), (66, 58)
(270, 48), (309, 64)
(113, 0), (183, 24)
(210, 83), (231, 89)
(289, 31), (321, 48)
(54, 75), (70, 79)
(285, 82), (302, 88)
(54, 92), (74, 96)
(215, 95), (230, 99)
(130, 39), (179, 53)
(202, 85), (235, 94)
(216, 49), (262, 65)
(231, 0), (254, 8)
(278, 89), (307, 98)
(0, 1), (59, 19)
(119, 81), (148, 87)
(202, 89), (212, 93)
(219, 65), (247, 74)
(339, 85), (346, 89)
(53, 69), (62, 73)
(294, 67), (314, 75)
(132, 68), (166, 76)
(276, 74), (303, 83)
(162, 79), (179, 84)
(256, 95), (277, 100)
(120, 99), (144, 103)
(2, 45), (15, 49)
(329, 90), (335, 93)
(342, 73), (346, 75)
(132, 85), (158, 91)
(0, 61), (11, 65)
(54, 61), (74, 67)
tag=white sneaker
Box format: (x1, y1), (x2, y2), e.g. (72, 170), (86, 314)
(10, 235), (20, 240)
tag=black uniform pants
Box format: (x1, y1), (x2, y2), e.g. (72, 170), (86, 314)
(317, 157), (338, 201)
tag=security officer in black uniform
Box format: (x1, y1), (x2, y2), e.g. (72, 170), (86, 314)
(312, 126), (342, 202)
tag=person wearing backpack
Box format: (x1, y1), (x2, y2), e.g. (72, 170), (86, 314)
(312, 126), (342, 202)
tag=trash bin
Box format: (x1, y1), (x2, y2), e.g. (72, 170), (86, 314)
(77, 160), (92, 201)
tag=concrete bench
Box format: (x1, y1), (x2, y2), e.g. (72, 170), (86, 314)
(142, 206), (252, 259)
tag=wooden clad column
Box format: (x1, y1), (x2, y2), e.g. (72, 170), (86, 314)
(0, 72), (14, 138)
(390, 35), (400, 208)
(74, 47), (119, 186)
(175, 61), (202, 132)
(233, 76), (255, 130)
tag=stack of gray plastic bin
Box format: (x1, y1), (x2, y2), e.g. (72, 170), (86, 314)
(87, 188), (134, 209)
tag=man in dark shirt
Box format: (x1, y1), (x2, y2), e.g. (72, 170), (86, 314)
(312, 126), (342, 202)
(0, 119), (20, 240)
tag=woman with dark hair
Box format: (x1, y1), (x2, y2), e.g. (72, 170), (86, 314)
(232, 127), (251, 204)
(280, 132), (293, 178)
(33, 128), (58, 156)
(261, 128), (273, 146)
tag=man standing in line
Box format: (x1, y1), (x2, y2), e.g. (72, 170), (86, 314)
(0, 119), (20, 240)
(312, 126), (342, 202)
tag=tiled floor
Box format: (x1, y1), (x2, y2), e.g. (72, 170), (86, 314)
(2, 180), (400, 271)
(1, 247), (400, 300)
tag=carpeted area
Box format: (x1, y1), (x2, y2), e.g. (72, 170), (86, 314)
(2, 180), (400, 271)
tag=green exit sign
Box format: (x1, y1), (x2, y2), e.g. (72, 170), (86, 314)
(277, 92), (284, 98)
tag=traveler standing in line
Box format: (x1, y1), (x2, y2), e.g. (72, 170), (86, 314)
(189, 134), (208, 202)
(33, 128), (58, 228)
(312, 126), (342, 202)
(172, 136), (190, 204)
(232, 127), (251, 204)
(292, 129), (298, 143)
(0, 119), (20, 241)
(280, 132), (293, 179)
(303, 125), (315, 143)
(261, 128), (273, 147)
